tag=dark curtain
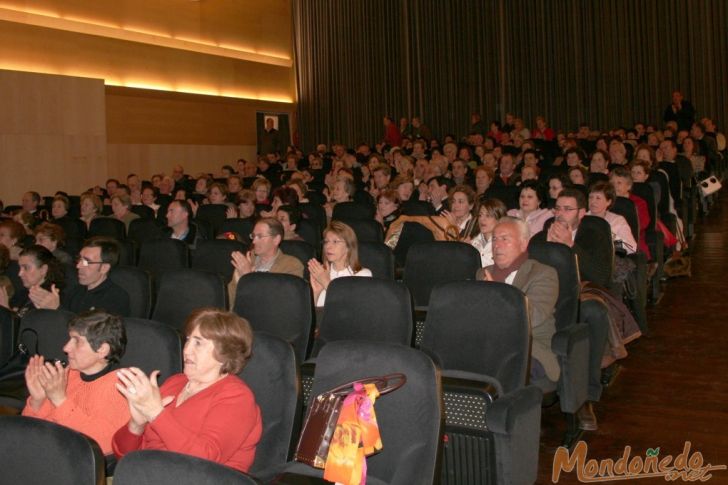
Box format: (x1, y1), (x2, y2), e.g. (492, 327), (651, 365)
(293, 0), (728, 151)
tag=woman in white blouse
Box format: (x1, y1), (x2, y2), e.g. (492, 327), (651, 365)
(587, 181), (637, 254)
(507, 181), (552, 239)
(308, 221), (372, 307)
(471, 198), (508, 267)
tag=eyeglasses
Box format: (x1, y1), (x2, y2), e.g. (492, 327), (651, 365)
(553, 206), (579, 213)
(249, 233), (274, 241)
(323, 239), (345, 246)
(76, 256), (105, 267)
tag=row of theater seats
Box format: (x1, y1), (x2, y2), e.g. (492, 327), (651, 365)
(1, 253), (561, 483)
(3, 178), (711, 483)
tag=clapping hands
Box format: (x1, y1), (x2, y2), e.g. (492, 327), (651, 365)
(28, 284), (60, 310)
(116, 368), (174, 435)
(25, 355), (69, 410)
(231, 251), (254, 282)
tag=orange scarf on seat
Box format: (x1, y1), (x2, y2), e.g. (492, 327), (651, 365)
(323, 383), (382, 485)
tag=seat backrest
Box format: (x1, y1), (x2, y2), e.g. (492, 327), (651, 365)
(191, 218), (213, 241)
(298, 203), (326, 233)
(240, 332), (300, 475)
(138, 239), (189, 276)
(528, 240), (580, 331)
(331, 201), (375, 221)
(631, 182), (658, 231)
(128, 218), (165, 246)
(352, 189), (375, 207)
(611, 196), (640, 242)
(313, 277), (413, 356)
(483, 185), (519, 209)
(191, 239), (249, 283)
(576, 215), (615, 287)
(151, 269), (227, 332)
(130, 204), (155, 220)
(195, 204), (229, 236)
(0, 307), (17, 367)
(400, 199), (433, 216)
(358, 241), (395, 280)
(114, 450), (258, 485)
(53, 216), (86, 240)
(19, 309), (76, 362)
(393, 221), (435, 268)
(89, 217), (126, 240)
(109, 266), (152, 319)
(0, 416), (104, 485)
(421, 281), (530, 394)
(118, 239), (138, 267)
(310, 341), (441, 484)
(403, 241), (481, 308)
(232, 273), (313, 363)
(650, 170), (671, 216)
(279, 240), (316, 280)
(219, 218), (255, 240)
(335, 218), (383, 243)
(296, 218), (322, 250)
(120, 318), (183, 386)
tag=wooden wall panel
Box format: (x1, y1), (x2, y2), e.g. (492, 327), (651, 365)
(106, 143), (258, 181)
(0, 0), (292, 60)
(105, 86), (295, 145)
(0, 70), (107, 201)
(0, 20), (293, 102)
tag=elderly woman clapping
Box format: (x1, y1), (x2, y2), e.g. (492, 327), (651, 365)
(113, 308), (262, 473)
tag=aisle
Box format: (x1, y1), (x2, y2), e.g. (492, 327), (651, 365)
(537, 194), (728, 484)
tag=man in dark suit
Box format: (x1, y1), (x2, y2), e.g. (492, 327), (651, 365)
(166, 200), (204, 249)
(663, 90), (695, 132)
(260, 117), (283, 156)
(427, 176), (454, 215)
(30, 237), (130, 317)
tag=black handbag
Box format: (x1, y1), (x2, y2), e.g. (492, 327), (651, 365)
(294, 373), (406, 468)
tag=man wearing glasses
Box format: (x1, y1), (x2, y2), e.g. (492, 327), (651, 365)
(226, 218), (304, 306)
(533, 187), (612, 432)
(29, 237), (130, 317)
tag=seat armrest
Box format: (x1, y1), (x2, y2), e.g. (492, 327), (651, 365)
(440, 369), (504, 397)
(486, 385), (543, 435)
(551, 323), (589, 356)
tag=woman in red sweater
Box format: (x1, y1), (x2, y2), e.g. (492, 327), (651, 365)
(113, 308), (262, 473)
(23, 310), (130, 455)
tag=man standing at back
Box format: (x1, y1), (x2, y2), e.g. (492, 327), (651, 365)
(663, 90), (695, 132)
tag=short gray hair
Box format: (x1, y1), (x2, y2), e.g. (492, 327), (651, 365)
(494, 216), (530, 242)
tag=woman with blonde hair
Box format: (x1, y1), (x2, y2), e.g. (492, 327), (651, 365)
(79, 192), (102, 230)
(308, 221), (372, 307)
(111, 194), (140, 232)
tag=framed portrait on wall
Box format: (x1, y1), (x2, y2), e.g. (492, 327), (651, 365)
(256, 112), (290, 156)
